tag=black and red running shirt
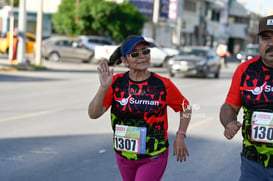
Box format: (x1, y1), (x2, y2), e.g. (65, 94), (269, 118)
(103, 71), (189, 160)
(226, 56), (273, 167)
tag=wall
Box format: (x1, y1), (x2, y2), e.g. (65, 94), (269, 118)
(26, 0), (62, 13)
(0, 6), (52, 38)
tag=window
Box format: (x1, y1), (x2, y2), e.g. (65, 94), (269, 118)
(211, 10), (220, 22)
(184, 0), (196, 12)
(88, 38), (112, 45)
(56, 40), (71, 47)
(229, 16), (249, 24)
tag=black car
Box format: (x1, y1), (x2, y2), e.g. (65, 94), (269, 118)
(236, 44), (259, 63)
(167, 46), (221, 78)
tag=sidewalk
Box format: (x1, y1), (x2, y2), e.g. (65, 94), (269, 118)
(0, 56), (12, 67)
(0, 55), (124, 72)
(0, 56), (97, 71)
(0, 57), (23, 71)
(0, 54), (44, 71)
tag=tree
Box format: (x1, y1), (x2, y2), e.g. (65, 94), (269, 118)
(52, 0), (147, 42)
(5, 0), (19, 7)
(51, 0), (77, 36)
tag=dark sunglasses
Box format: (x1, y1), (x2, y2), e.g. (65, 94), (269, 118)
(129, 48), (151, 58)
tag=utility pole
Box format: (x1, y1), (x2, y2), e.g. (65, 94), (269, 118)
(35, 0), (43, 65)
(176, 0), (184, 48)
(152, 0), (160, 40)
(8, 0), (14, 64)
(17, 0), (27, 64)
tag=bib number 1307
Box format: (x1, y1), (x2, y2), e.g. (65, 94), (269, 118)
(114, 125), (146, 154)
(115, 137), (137, 152)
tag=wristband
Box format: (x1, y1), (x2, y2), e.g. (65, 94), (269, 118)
(176, 130), (186, 137)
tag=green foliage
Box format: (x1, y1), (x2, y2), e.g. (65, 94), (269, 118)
(6, 0), (19, 7)
(52, 0), (76, 36)
(52, 0), (147, 42)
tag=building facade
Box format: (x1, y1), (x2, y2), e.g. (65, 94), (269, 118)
(0, 0), (269, 53)
(123, 0), (256, 53)
(0, 0), (62, 38)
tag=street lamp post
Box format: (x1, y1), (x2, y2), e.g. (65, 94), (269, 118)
(35, 0), (43, 65)
(176, 0), (184, 48)
(152, 0), (160, 40)
(8, 0), (14, 64)
(17, 0), (27, 64)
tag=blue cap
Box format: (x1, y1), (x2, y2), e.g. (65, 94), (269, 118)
(121, 36), (151, 56)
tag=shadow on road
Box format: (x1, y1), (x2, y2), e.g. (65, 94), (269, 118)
(0, 74), (62, 82)
(0, 133), (241, 181)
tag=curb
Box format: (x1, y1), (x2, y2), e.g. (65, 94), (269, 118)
(0, 59), (48, 71)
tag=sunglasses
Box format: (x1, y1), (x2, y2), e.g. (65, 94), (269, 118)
(129, 48), (151, 58)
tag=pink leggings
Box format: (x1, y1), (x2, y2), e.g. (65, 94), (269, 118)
(115, 149), (169, 181)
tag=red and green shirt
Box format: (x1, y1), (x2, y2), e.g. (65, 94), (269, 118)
(226, 56), (273, 167)
(103, 72), (189, 160)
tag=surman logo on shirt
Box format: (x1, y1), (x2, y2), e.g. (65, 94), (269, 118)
(246, 83), (273, 95)
(267, 19), (273, 26)
(116, 96), (131, 106)
(115, 96), (159, 106)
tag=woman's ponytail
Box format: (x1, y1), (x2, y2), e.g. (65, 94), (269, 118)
(108, 46), (122, 66)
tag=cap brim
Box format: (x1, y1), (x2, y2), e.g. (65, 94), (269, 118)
(121, 36), (151, 56)
(258, 30), (273, 35)
(127, 40), (151, 54)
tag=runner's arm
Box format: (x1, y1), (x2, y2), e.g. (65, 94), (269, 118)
(88, 61), (113, 119)
(173, 106), (192, 162)
(88, 86), (108, 119)
(220, 103), (242, 139)
(220, 103), (240, 127)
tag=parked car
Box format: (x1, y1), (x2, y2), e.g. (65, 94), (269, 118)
(167, 46), (221, 78)
(41, 37), (94, 63)
(144, 37), (179, 57)
(0, 32), (36, 54)
(94, 37), (176, 67)
(236, 44), (259, 63)
(76, 35), (115, 51)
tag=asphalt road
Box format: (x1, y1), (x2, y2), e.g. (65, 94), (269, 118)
(0, 58), (243, 181)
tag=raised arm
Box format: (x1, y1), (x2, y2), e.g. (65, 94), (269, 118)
(88, 61), (114, 119)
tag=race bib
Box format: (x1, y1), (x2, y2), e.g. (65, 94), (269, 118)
(114, 125), (147, 154)
(251, 111), (273, 143)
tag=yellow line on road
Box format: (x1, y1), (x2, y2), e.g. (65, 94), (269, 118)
(0, 109), (64, 122)
(189, 116), (214, 129)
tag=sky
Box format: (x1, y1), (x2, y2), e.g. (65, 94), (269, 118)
(238, 0), (273, 16)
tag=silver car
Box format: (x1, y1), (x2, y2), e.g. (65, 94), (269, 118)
(167, 46), (221, 78)
(76, 35), (115, 51)
(41, 37), (94, 63)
